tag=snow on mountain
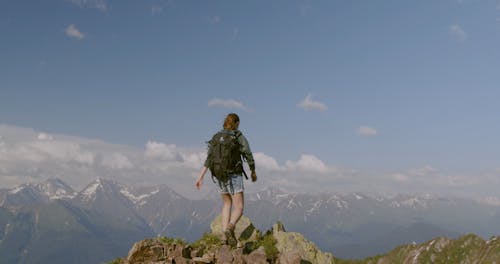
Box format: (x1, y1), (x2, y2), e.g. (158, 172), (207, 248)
(1, 183), (47, 207)
(75, 177), (129, 204)
(33, 178), (76, 200)
(120, 186), (161, 206)
(0, 178), (76, 207)
(79, 180), (101, 202)
(8, 185), (25, 194)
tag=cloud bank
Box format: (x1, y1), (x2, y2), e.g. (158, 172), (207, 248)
(0, 124), (498, 198)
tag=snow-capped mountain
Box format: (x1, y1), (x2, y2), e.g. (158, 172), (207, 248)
(1, 178), (500, 261)
(0, 178), (76, 207)
(32, 178), (77, 200)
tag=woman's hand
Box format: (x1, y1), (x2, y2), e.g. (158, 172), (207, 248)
(251, 170), (257, 182)
(196, 166), (208, 190)
(195, 178), (203, 190)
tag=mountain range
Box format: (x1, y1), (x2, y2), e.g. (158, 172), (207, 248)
(1, 178), (499, 263)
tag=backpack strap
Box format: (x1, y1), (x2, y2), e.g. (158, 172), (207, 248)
(232, 130), (249, 180)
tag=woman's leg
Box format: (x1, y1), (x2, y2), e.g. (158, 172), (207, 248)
(221, 193), (232, 232)
(229, 192), (244, 227)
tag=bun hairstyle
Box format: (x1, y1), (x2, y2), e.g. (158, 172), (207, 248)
(223, 113), (240, 130)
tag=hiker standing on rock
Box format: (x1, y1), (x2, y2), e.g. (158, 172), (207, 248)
(196, 113), (257, 247)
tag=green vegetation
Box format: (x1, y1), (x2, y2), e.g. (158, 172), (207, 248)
(159, 236), (186, 245)
(254, 231), (279, 261)
(190, 232), (222, 249)
(106, 258), (123, 264)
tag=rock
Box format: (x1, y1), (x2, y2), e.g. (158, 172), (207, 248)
(123, 218), (336, 264)
(273, 221), (286, 234)
(278, 251), (302, 264)
(192, 253), (214, 264)
(273, 226), (334, 264)
(232, 248), (245, 264)
(125, 238), (191, 264)
(215, 245), (234, 264)
(125, 238), (165, 264)
(210, 214), (261, 244)
(244, 246), (268, 264)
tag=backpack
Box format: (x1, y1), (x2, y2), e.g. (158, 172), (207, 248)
(206, 130), (244, 182)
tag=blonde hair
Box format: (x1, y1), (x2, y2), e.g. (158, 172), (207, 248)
(223, 113), (240, 130)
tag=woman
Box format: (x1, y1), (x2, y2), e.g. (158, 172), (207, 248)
(195, 113), (257, 247)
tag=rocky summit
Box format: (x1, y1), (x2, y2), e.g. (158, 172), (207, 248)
(111, 215), (500, 264)
(113, 215), (335, 264)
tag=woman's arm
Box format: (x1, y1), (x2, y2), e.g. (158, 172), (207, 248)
(195, 166), (208, 190)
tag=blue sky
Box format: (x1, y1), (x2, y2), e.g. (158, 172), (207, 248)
(1, 0), (500, 197)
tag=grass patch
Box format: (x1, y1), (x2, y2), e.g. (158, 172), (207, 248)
(106, 258), (123, 264)
(159, 236), (186, 245)
(254, 231), (279, 261)
(191, 232), (222, 249)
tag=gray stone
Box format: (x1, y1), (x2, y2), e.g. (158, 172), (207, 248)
(210, 214), (261, 244)
(244, 246), (268, 264)
(273, 225), (334, 264)
(215, 245), (234, 264)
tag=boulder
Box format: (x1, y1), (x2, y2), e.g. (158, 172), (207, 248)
(273, 224), (335, 264)
(215, 245), (234, 264)
(243, 246), (268, 264)
(210, 214), (261, 244)
(125, 238), (191, 264)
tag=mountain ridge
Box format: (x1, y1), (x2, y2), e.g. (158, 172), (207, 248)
(1, 178), (499, 262)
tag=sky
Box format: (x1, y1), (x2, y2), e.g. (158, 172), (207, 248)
(1, 0), (500, 199)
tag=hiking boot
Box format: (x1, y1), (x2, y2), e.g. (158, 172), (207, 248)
(224, 223), (237, 248)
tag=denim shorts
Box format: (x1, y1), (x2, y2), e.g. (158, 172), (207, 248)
(214, 174), (244, 195)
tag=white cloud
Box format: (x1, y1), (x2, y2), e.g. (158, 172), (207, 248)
(33, 141), (94, 165)
(285, 154), (329, 174)
(180, 151), (206, 169)
(480, 196), (500, 206)
(297, 94), (328, 111)
(66, 0), (107, 11)
(37, 133), (54, 141)
(450, 24), (467, 42)
(0, 140), (94, 165)
(144, 141), (183, 161)
(409, 165), (439, 177)
(357, 126), (378, 136)
(102, 152), (133, 170)
(2, 124), (500, 198)
(208, 98), (250, 111)
(389, 165), (439, 185)
(254, 152), (282, 171)
(65, 24), (85, 40)
(391, 173), (410, 182)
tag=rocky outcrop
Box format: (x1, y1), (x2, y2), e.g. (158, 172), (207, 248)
(116, 215), (500, 264)
(123, 238), (191, 264)
(118, 215), (336, 264)
(210, 214), (261, 246)
(272, 222), (335, 264)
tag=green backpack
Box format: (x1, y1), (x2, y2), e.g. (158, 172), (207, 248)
(206, 130), (245, 182)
